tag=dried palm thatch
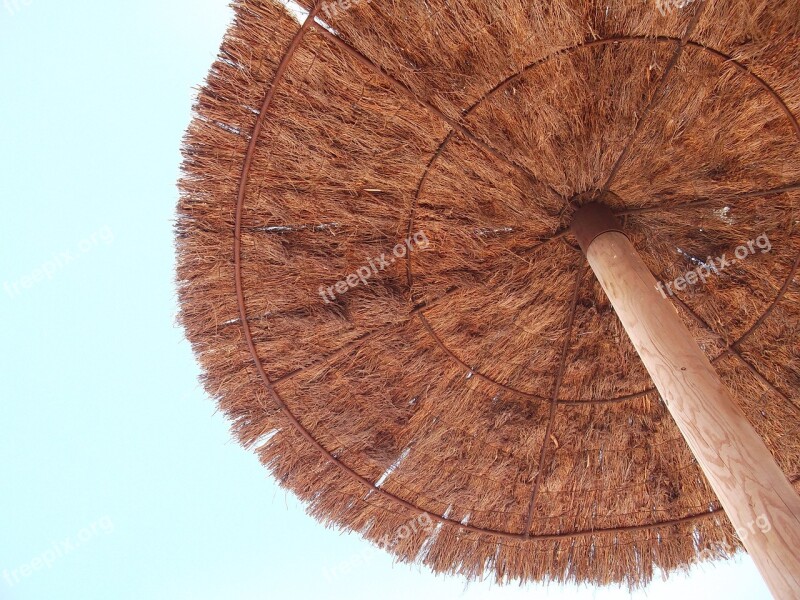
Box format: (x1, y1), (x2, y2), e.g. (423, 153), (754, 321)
(176, 0), (800, 589)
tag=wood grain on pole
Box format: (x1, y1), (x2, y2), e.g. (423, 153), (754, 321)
(585, 230), (800, 599)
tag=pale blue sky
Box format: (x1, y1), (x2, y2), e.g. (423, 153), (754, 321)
(0, 1), (770, 598)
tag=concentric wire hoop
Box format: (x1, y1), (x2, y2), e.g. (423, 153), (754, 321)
(228, 3), (799, 542)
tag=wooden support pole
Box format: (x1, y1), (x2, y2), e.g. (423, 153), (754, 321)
(572, 203), (800, 599)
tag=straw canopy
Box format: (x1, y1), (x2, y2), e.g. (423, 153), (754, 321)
(176, 0), (800, 588)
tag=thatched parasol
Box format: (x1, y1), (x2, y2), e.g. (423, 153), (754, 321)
(176, 0), (800, 595)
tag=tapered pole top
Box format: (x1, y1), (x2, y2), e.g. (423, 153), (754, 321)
(571, 202), (626, 254)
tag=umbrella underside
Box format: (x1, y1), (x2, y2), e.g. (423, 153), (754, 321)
(177, 0), (800, 587)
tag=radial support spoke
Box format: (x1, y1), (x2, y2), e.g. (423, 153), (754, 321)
(523, 264), (586, 536)
(618, 181), (800, 216)
(602, 0), (707, 192)
(667, 294), (800, 416)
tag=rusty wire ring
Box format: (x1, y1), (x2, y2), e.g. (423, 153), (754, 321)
(232, 7), (799, 539)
